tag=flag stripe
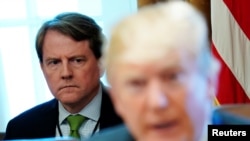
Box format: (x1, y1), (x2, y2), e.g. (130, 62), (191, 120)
(224, 0), (250, 39)
(211, 0), (250, 103)
(212, 43), (250, 103)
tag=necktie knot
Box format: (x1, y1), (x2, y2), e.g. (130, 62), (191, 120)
(67, 114), (85, 139)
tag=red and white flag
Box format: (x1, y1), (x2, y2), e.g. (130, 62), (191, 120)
(211, 0), (250, 104)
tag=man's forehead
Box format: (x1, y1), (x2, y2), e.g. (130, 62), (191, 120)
(122, 50), (166, 64)
(120, 44), (191, 63)
(110, 22), (200, 66)
(117, 47), (183, 68)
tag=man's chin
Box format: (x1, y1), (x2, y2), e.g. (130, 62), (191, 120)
(142, 133), (189, 141)
(57, 94), (80, 103)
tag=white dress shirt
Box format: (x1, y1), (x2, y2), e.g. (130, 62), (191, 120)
(55, 86), (102, 140)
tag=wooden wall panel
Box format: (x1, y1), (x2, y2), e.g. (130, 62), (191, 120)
(137, 0), (158, 8)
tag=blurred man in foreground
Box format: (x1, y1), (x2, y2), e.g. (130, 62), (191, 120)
(86, 1), (220, 141)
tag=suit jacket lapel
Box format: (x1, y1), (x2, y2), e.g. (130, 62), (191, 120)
(35, 98), (59, 137)
(99, 85), (123, 129)
(47, 99), (59, 136)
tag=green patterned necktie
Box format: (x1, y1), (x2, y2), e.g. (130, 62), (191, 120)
(67, 114), (85, 139)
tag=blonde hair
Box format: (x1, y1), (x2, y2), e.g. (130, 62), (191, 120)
(103, 0), (220, 83)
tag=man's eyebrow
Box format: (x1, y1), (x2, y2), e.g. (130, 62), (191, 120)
(69, 55), (86, 59)
(44, 57), (59, 62)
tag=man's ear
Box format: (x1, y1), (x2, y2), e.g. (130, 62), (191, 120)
(40, 62), (44, 70)
(98, 60), (104, 77)
(207, 59), (221, 102)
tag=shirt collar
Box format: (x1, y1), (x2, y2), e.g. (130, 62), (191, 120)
(58, 85), (102, 124)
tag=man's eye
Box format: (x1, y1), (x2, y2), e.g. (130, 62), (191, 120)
(127, 79), (146, 90)
(74, 58), (83, 62)
(48, 60), (60, 65)
(70, 58), (86, 66)
(130, 80), (145, 87)
(71, 58), (85, 63)
(168, 73), (180, 80)
(162, 71), (185, 84)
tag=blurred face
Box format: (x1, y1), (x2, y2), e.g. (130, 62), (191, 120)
(41, 30), (101, 113)
(109, 48), (212, 141)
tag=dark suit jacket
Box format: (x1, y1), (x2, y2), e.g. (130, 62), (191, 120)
(4, 87), (122, 140)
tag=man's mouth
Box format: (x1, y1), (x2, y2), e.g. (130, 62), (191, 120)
(59, 85), (78, 90)
(151, 120), (179, 133)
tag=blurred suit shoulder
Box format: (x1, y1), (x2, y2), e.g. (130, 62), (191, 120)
(85, 124), (134, 141)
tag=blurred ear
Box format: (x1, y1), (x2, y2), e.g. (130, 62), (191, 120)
(207, 58), (221, 102)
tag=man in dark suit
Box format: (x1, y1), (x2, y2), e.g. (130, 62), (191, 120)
(4, 12), (122, 140)
(85, 1), (222, 141)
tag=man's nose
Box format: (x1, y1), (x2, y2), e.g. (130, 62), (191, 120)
(61, 62), (73, 80)
(147, 80), (168, 109)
